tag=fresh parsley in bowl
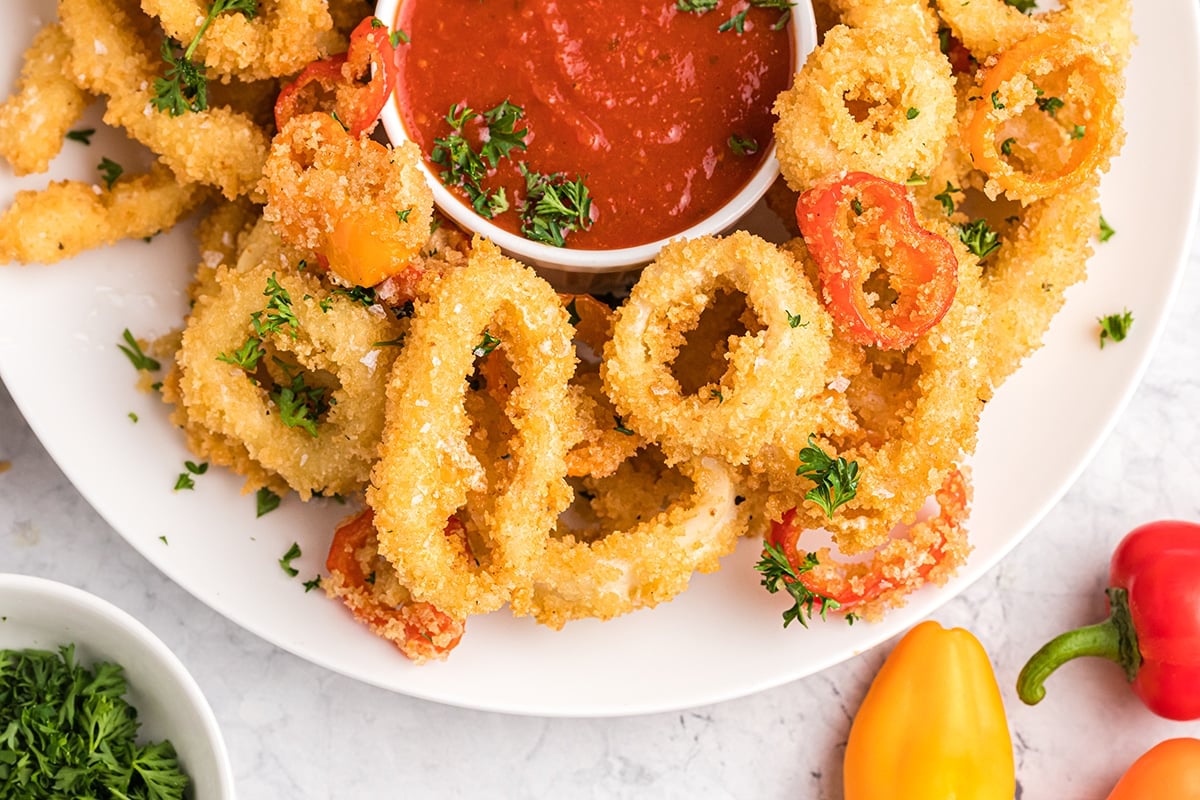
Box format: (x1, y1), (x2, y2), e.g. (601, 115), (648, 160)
(0, 574), (233, 799)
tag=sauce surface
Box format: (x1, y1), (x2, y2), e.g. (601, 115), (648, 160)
(395, 0), (792, 250)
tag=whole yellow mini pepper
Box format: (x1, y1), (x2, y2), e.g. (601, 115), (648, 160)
(843, 621), (1015, 800)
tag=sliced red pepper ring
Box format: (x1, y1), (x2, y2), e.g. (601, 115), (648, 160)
(274, 16), (399, 137)
(324, 508), (465, 663)
(796, 172), (959, 351)
(1017, 520), (1200, 721)
(965, 29), (1121, 202)
(767, 468), (971, 617)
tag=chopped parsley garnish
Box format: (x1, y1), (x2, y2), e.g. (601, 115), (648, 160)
(279, 542), (302, 577)
(1004, 0), (1037, 11)
(1098, 309), (1133, 348)
(755, 542), (841, 627)
(473, 330), (501, 358)
(728, 134), (759, 156)
(786, 310), (808, 328)
(430, 101), (525, 220)
(174, 460), (208, 491)
(118, 329), (161, 372)
(1036, 95), (1064, 117)
(0, 645), (190, 799)
(905, 171), (928, 186)
(397, 208), (412, 223)
(718, 0), (794, 32)
(159, 535), (168, 545)
(65, 127), (95, 145)
(718, 8), (749, 32)
(391, 28), (410, 46)
(372, 335), (407, 347)
(1071, 124), (1086, 140)
(613, 416), (635, 436)
(97, 157), (123, 190)
(906, 107), (920, 120)
(480, 100), (529, 167)
(268, 361), (328, 438)
(152, 0), (258, 116)
(256, 487), (281, 518)
(991, 90), (1005, 110)
(1001, 136), (1016, 156)
(934, 181), (961, 215)
(796, 434), (859, 518)
(676, 0), (719, 11)
(519, 166), (594, 247)
(566, 298), (581, 326)
(710, 388), (724, 403)
(219, 274), (298, 369)
(302, 576), (322, 592)
(1099, 214), (1116, 242)
(959, 219), (1002, 260)
(128, 412), (139, 423)
(217, 336), (266, 370)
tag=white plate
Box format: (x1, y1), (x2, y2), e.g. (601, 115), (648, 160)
(1, 1), (1197, 717)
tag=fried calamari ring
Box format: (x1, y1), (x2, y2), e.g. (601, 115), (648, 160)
(368, 239), (576, 620)
(933, 0), (1133, 67)
(767, 468), (972, 621)
(192, 198), (261, 303)
(603, 232), (832, 467)
(139, 0), (335, 80)
(981, 179), (1100, 388)
(324, 509), (465, 663)
(59, 0), (270, 198)
(965, 29), (1123, 204)
(561, 294), (642, 479)
(0, 162), (206, 265)
(773, 24), (956, 191)
(514, 454), (746, 629)
(756, 231), (986, 555)
(261, 113), (433, 288)
(0, 24), (88, 176)
(175, 253), (405, 498)
(825, 0), (941, 43)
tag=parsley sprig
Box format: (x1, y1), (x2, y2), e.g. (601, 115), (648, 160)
(959, 219), (1002, 261)
(519, 165), (594, 247)
(755, 541), (841, 627)
(796, 435), (859, 518)
(118, 329), (161, 372)
(269, 359), (329, 438)
(1098, 309), (1133, 348)
(152, 0), (258, 116)
(430, 101), (525, 219)
(0, 645), (190, 799)
(717, 0), (795, 33)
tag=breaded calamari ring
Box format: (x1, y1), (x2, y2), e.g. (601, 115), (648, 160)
(0, 24), (89, 176)
(368, 239), (576, 620)
(191, 197), (261, 303)
(59, 0), (270, 198)
(825, 0), (941, 43)
(514, 454), (746, 629)
(602, 232), (833, 467)
(324, 509), (465, 663)
(759, 230), (988, 555)
(773, 24), (956, 191)
(140, 0), (335, 80)
(0, 162), (206, 265)
(176, 257), (405, 499)
(981, 179), (1100, 388)
(261, 113), (433, 288)
(933, 0), (1133, 66)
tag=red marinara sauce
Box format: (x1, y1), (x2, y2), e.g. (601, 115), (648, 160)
(394, 0), (792, 250)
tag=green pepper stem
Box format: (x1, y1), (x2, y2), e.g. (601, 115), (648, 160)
(1016, 587), (1141, 705)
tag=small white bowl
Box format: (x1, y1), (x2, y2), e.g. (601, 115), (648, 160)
(377, 0), (818, 292)
(0, 574), (235, 800)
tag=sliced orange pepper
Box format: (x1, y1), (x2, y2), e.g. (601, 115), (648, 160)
(965, 29), (1120, 201)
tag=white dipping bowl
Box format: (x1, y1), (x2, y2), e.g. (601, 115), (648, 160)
(0, 574), (234, 800)
(376, 0), (818, 292)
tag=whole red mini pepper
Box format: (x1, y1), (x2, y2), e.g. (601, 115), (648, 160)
(1017, 520), (1200, 720)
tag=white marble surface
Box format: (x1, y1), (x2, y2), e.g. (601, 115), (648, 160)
(4, 237), (1200, 798)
